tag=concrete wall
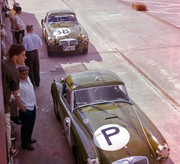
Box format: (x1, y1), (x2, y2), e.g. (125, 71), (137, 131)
(0, 0), (8, 163)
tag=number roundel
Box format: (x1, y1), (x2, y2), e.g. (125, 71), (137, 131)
(54, 28), (71, 36)
(93, 124), (130, 151)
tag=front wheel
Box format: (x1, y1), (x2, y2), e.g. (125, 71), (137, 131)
(47, 48), (54, 57)
(74, 149), (82, 164)
(53, 98), (60, 120)
(82, 48), (88, 54)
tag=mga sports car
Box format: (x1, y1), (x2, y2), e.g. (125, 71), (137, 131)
(51, 70), (170, 164)
(41, 9), (89, 56)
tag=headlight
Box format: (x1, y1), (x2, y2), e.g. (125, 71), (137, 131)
(82, 34), (88, 38)
(156, 143), (170, 163)
(82, 34), (89, 44)
(48, 36), (53, 40)
(87, 157), (100, 164)
(47, 37), (55, 46)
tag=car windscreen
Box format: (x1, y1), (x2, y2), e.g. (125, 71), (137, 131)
(74, 85), (129, 108)
(48, 14), (78, 24)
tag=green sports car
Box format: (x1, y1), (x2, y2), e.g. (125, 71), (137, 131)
(41, 9), (89, 56)
(51, 70), (170, 164)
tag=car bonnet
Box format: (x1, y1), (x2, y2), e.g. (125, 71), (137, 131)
(47, 23), (80, 40)
(75, 102), (157, 163)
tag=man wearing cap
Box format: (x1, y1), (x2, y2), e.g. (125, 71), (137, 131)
(22, 25), (42, 87)
(18, 65), (37, 150)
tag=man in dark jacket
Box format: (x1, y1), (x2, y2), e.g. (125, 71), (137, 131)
(1, 44), (26, 157)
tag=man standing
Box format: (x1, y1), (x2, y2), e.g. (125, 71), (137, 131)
(22, 25), (42, 87)
(9, 2), (20, 43)
(18, 66), (37, 150)
(1, 44), (26, 156)
(12, 6), (25, 43)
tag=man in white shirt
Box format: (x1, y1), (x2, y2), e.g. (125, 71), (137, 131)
(18, 65), (37, 150)
(22, 25), (42, 87)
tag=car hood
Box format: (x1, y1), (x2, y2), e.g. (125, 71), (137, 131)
(75, 102), (156, 163)
(47, 23), (80, 40)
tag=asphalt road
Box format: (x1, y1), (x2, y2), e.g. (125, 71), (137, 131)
(4, 0), (180, 163)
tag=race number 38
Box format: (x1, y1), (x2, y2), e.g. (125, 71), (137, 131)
(93, 124), (130, 151)
(54, 28), (71, 36)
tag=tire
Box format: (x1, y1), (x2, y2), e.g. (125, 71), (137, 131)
(43, 32), (53, 57)
(82, 48), (88, 54)
(74, 149), (82, 164)
(53, 98), (60, 120)
(46, 44), (54, 57)
(47, 49), (54, 57)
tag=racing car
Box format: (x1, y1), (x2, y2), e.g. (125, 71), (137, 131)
(51, 69), (170, 164)
(41, 9), (89, 56)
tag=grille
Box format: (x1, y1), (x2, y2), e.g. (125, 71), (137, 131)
(70, 40), (77, 46)
(60, 41), (69, 46)
(60, 39), (77, 46)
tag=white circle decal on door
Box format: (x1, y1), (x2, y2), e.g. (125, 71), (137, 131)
(93, 124), (130, 151)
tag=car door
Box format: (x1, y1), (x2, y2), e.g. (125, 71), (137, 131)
(59, 84), (73, 145)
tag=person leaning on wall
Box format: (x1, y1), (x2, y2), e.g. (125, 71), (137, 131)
(1, 44), (26, 157)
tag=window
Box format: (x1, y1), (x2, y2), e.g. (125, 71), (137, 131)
(63, 84), (71, 106)
(48, 14), (78, 24)
(74, 85), (128, 108)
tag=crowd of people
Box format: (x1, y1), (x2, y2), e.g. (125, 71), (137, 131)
(1, 0), (42, 159)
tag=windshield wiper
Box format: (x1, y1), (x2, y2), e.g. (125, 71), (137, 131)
(74, 99), (132, 111)
(112, 99), (132, 105)
(74, 102), (103, 111)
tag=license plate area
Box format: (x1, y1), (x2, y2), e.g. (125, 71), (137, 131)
(63, 46), (75, 51)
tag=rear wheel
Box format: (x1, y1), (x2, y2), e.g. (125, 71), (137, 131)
(82, 48), (88, 54)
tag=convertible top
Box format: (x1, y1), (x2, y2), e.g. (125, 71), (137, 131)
(65, 70), (124, 91)
(46, 9), (76, 16)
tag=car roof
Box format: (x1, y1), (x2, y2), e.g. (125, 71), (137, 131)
(46, 9), (76, 16)
(65, 70), (125, 91)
